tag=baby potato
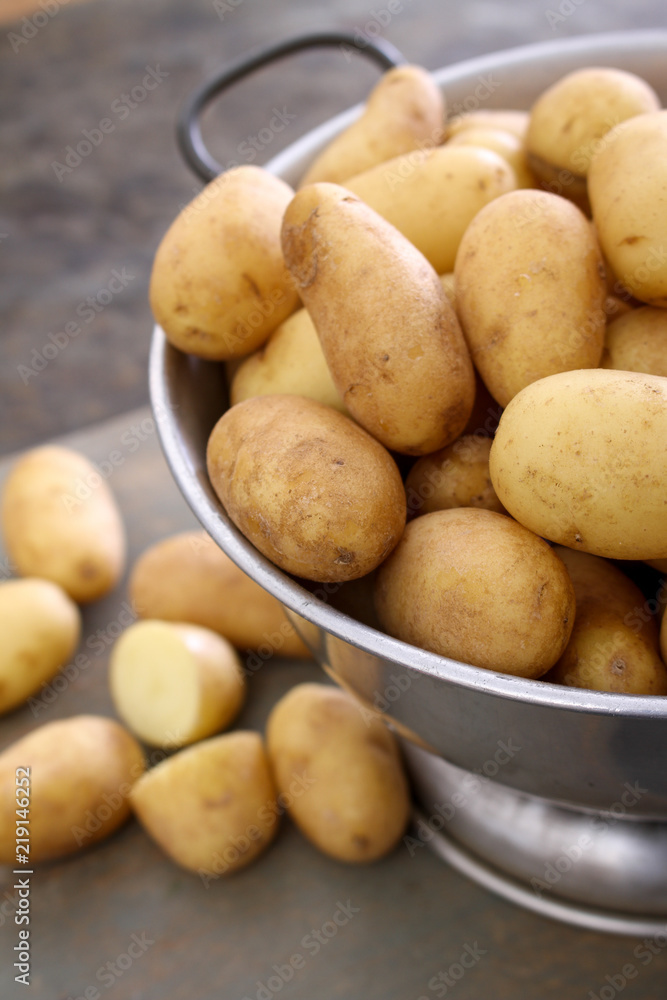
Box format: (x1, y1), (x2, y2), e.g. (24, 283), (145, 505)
(150, 166), (298, 360)
(0, 715), (145, 863)
(375, 508), (575, 679)
(589, 111), (667, 305)
(130, 731), (278, 875)
(129, 531), (310, 657)
(602, 306), (667, 376)
(547, 548), (667, 695)
(207, 395), (406, 583)
(1, 445), (126, 603)
(345, 145), (517, 274)
(281, 183), (475, 454)
(527, 67), (660, 184)
(0, 578), (80, 715)
(300, 65), (444, 186)
(447, 109), (530, 141)
(489, 369), (667, 560)
(231, 307), (346, 413)
(266, 683), (410, 863)
(455, 189), (606, 407)
(447, 126), (535, 189)
(405, 436), (505, 518)
(110, 620), (245, 748)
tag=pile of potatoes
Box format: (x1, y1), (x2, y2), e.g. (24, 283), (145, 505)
(150, 62), (667, 695)
(0, 447), (410, 874)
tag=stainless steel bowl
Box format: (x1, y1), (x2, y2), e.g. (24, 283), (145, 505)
(150, 31), (667, 935)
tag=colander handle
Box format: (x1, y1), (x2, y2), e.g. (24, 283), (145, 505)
(177, 30), (407, 182)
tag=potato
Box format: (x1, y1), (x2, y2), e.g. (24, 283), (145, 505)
(149, 166), (299, 360)
(447, 109), (529, 141)
(0, 578), (80, 715)
(461, 372), (502, 438)
(130, 731), (278, 875)
(266, 683), (410, 862)
(602, 306), (667, 376)
(231, 307), (346, 413)
(300, 65), (444, 186)
(110, 620), (245, 748)
(489, 369), (667, 560)
(405, 436), (505, 518)
(455, 189), (606, 407)
(447, 127), (534, 188)
(1, 445), (126, 602)
(0, 715), (144, 863)
(547, 548), (667, 694)
(375, 508), (575, 679)
(439, 273), (457, 310)
(281, 183), (475, 454)
(527, 67), (660, 186)
(603, 294), (635, 322)
(129, 531), (310, 657)
(345, 145), (517, 274)
(206, 395), (406, 583)
(589, 111), (667, 305)
(649, 559), (667, 575)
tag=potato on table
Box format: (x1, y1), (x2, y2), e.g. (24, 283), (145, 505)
(110, 620), (245, 748)
(266, 683), (410, 863)
(130, 731), (278, 875)
(1, 445), (126, 603)
(0, 715), (144, 863)
(129, 531), (310, 657)
(0, 578), (80, 715)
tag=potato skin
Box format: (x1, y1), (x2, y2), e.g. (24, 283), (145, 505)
(149, 166), (298, 360)
(405, 436), (505, 519)
(489, 369), (667, 560)
(129, 531), (310, 657)
(0, 578), (80, 714)
(207, 395), (406, 583)
(602, 306), (667, 377)
(266, 683), (410, 863)
(130, 731), (278, 875)
(374, 508), (575, 679)
(0, 715), (145, 863)
(455, 189), (606, 407)
(447, 127), (534, 189)
(589, 111), (667, 306)
(447, 110), (529, 141)
(281, 183), (475, 455)
(546, 548), (667, 695)
(1, 446), (126, 602)
(345, 145), (517, 273)
(300, 65), (444, 186)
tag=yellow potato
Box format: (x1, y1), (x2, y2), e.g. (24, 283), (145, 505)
(602, 306), (667, 376)
(447, 109), (530, 141)
(231, 307), (346, 412)
(130, 731), (278, 875)
(1, 445), (126, 602)
(461, 372), (503, 438)
(0, 715), (145, 863)
(0, 578), (80, 715)
(405, 436), (506, 518)
(266, 683), (410, 863)
(281, 183), (475, 454)
(603, 294), (635, 322)
(110, 620), (245, 748)
(455, 189), (606, 406)
(439, 273), (457, 311)
(589, 111), (667, 305)
(129, 531), (310, 657)
(149, 166), (299, 359)
(375, 508), (575, 678)
(345, 145), (517, 274)
(447, 126), (535, 188)
(527, 67), (660, 181)
(649, 559), (667, 575)
(547, 548), (667, 694)
(489, 369), (667, 560)
(206, 395), (406, 583)
(300, 65), (444, 186)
